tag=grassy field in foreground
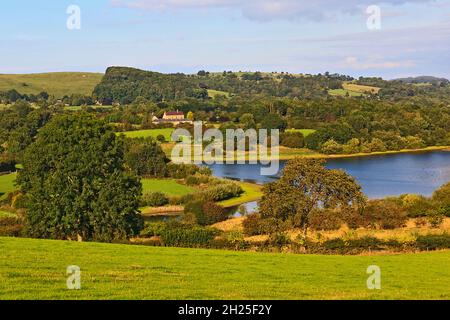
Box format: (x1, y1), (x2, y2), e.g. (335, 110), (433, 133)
(120, 128), (175, 141)
(141, 179), (195, 196)
(0, 237), (449, 300)
(0, 72), (103, 97)
(0, 173), (17, 200)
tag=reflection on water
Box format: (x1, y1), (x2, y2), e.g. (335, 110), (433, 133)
(209, 151), (450, 199)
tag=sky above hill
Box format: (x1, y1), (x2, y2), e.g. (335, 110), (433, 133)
(1, 0), (450, 79)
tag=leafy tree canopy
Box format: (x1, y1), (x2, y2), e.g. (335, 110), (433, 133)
(18, 113), (143, 241)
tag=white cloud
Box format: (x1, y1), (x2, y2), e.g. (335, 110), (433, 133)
(111, 0), (437, 21)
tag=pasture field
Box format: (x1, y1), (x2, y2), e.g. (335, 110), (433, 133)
(207, 89), (231, 98)
(343, 83), (380, 94)
(0, 173), (17, 200)
(329, 83), (381, 97)
(329, 88), (365, 97)
(141, 179), (195, 196)
(120, 128), (175, 141)
(0, 72), (103, 97)
(0, 237), (449, 300)
(286, 129), (317, 137)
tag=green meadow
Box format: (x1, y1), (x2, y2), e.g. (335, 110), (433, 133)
(120, 128), (175, 141)
(0, 72), (103, 97)
(286, 129), (317, 137)
(0, 173), (17, 200)
(0, 237), (449, 300)
(207, 89), (231, 98)
(141, 179), (195, 196)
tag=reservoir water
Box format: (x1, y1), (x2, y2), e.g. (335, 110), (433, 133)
(209, 151), (450, 199)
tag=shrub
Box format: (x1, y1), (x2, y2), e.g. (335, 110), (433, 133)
(309, 209), (343, 231)
(432, 182), (450, 217)
(309, 237), (401, 255)
(340, 208), (365, 229)
(167, 163), (212, 179)
(184, 200), (228, 226)
(11, 192), (29, 209)
(185, 175), (199, 186)
(361, 200), (408, 229)
(140, 222), (168, 237)
(243, 214), (265, 236)
(280, 131), (304, 149)
(226, 231), (247, 250)
(267, 232), (291, 248)
(321, 139), (343, 154)
(199, 183), (243, 202)
(242, 214), (282, 236)
(168, 195), (184, 206)
(414, 217), (428, 228)
(202, 202), (229, 225)
(401, 194), (435, 218)
(156, 134), (166, 143)
(160, 226), (219, 248)
(427, 211), (444, 228)
(0, 161), (16, 173)
(185, 175), (211, 186)
(416, 234), (450, 251)
(0, 216), (24, 237)
(141, 192), (169, 207)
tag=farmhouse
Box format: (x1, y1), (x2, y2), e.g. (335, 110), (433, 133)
(153, 110), (192, 125)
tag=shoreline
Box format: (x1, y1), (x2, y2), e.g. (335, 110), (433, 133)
(169, 145), (450, 162)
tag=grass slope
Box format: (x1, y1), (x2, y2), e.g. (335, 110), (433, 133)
(286, 129), (317, 137)
(0, 173), (17, 200)
(141, 179), (195, 196)
(0, 237), (449, 300)
(207, 89), (231, 98)
(0, 72), (103, 97)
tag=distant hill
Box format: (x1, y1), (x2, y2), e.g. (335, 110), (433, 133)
(0, 72), (103, 97)
(393, 76), (449, 85)
(93, 66), (349, 104)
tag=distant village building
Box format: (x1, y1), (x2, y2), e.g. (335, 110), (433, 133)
(163, 111), (185, 121)
(153, 110), (192, 125)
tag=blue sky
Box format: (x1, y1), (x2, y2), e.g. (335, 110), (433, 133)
(1, 0), (450, 79)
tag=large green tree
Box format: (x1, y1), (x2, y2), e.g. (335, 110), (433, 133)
(259, 158), (365, 239)
(18, 114), (143, 241)
(124, 137), (169, 177)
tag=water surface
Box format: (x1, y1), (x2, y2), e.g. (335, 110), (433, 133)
(209, 151), (450, 199)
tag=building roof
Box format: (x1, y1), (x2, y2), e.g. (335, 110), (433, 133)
(165, 111), (184, 116)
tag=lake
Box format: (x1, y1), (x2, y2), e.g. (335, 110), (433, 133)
(209, 151), (450, 199)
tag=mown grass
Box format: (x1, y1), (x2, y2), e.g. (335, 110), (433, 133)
(0, 72), (103, 97)
(141, 179), (195, 196)
(120, 129), (175, 142)
(219, 182), (263, 208)
(0, 237), (449, 300)
(0, 173), (17, 200)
